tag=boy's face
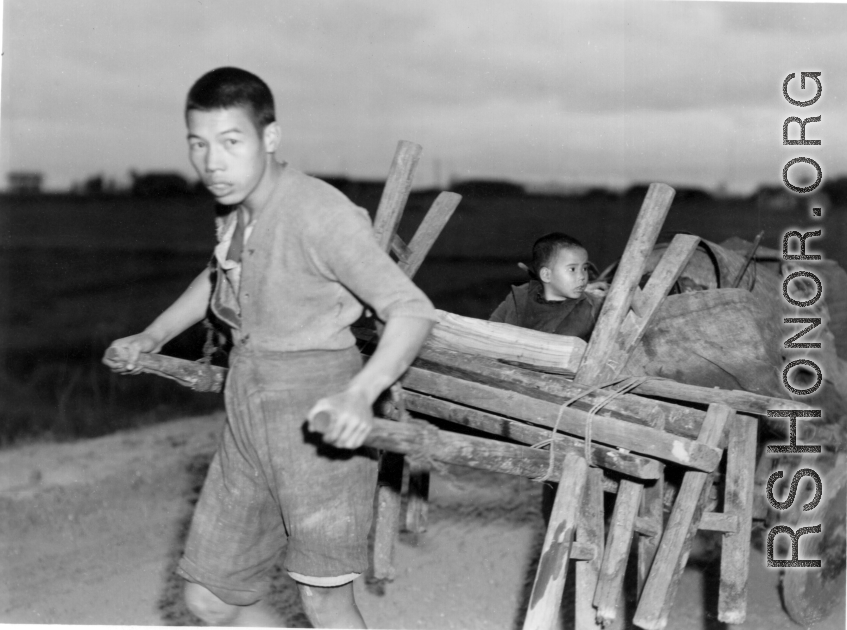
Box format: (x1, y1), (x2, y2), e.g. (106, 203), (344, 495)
(186, 106), (280, 206)
(540, 246), (589, 300)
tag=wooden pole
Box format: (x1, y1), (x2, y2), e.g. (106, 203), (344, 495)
(593, 480), (643, 625)
(372, 140), (422, 250)
(398, 191), (461, 277)
(575, 467), (606, 629)
(371, 450), (403, 582)
(576, 183), (675, 385)
(370, 139), (424, 582)
(308, 414), (589, 485)
(637, 470), (665, 597)
(102, 347), (224, 392)
(394, 391), (662, 480)
(718, 413), (758, 624)
(633, 404), (732, 630)
(522, 454), (588, 630)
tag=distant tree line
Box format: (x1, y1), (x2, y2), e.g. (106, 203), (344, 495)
(58, 171), (211, 198)
(8, 169), (847, 209)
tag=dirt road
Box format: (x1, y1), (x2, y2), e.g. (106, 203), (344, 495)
(0, 414), (843, 629)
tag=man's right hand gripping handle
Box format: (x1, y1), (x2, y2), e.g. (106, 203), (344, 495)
(102, 268), (213, 374)
(103, 332), (163, 374)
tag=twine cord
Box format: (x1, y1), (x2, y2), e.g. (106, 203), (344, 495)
(530, 375), (651, 482)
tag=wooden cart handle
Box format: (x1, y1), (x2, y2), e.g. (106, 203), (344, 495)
(103, 348), (226, 392)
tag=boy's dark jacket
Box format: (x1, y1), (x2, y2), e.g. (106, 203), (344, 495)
(489, 280), (601, 341)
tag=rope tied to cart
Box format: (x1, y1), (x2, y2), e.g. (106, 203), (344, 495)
(195, 318), (226, 392)
(530, 375), (652, 482)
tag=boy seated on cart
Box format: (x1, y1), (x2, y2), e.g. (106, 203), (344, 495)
(489, 232), (603, 341)
(104, 67), (436, 628)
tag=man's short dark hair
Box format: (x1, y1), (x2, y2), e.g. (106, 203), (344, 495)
(186, 67), (276, 131)
(531, 232), (586, 274)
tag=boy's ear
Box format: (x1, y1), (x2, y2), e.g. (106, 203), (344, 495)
(263, 122), (282, 154)
(539, 267), (552, 283)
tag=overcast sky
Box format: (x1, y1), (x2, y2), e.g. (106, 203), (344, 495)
(1, 0), (845, 193)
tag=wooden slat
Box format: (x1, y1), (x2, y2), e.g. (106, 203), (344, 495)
(372, 140), (422, 250)
(576, 468), (606, 630)
(428, 310), (586, 374)
(628, 378), (811, 417)
(576, 183), (675, 385)
(633, 404), (732, 630)
(594, 480), (643, 625)
(523, 454), (588, 630)
(402, 367), (723, 472)
(398, 191), (462, 277)
(397, 392), (662, 480)
(718, 413), (758, 624)
(638, 471), (665, 597)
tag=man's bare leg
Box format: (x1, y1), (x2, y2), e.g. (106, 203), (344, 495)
(184, 581), (284, 627)
(297, 581), (366, 629)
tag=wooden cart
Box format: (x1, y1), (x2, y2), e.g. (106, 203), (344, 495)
(107, 140), (846, 628)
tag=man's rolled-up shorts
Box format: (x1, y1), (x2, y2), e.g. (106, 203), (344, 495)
(176, 346), (378, 606)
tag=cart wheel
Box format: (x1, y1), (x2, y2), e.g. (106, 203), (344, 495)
(781, 459), (847, 626)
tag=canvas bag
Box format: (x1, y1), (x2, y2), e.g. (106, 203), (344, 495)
(623, 238), (783, 397)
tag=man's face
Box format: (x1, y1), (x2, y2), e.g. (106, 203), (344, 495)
(187, 107), (275, 206)
(541, 246), (589, 300)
